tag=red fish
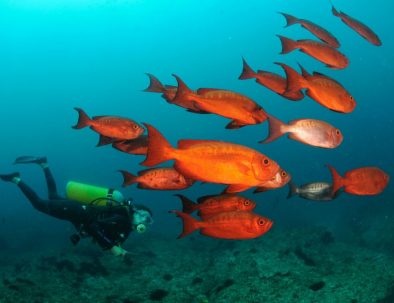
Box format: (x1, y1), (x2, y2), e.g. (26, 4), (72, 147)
(141, 124), (280, 193)
(239, 58), (304, 101)
(72, 108), (144, 140)
(277, 35), (349, 69)
(119, 167), (194, 190)
(253, 169), (291, 193)
(277, 63), (356, 113)
(96, 135), (148, 155)
(171, 210), (273, 239)
(112, 136), (149, 155)
(173, 75), (268, 129)
(261, 114), (343, 148)
(143, 73), (177, 101)
(175, 194), (256, 220)
(279, 12), (340, 48)
(332, 5), (381, 46)
(327, 165), (389, 195)
(143, 73), (207, 114)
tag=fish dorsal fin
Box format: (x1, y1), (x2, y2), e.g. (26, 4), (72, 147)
(312, 72), (342, 86)
(297, 63), (311, 78)
(197, 88), (223, 94)
(137, 168), (155, 176)
(177, 139), (220, 149)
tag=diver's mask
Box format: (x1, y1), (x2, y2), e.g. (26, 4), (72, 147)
(130, 204), (153, 234)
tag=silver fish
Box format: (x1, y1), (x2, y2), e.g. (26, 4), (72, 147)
(287, 182), (339, 201)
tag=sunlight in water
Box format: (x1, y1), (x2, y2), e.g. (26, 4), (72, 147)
(6, 0), (141, 9)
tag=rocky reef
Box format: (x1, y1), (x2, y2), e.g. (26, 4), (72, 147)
(0, 226), (393, 303)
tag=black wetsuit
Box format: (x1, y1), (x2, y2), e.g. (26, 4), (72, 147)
(17, 167), (132, 249)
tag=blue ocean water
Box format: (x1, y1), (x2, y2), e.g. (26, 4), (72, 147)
(0, 0), (393, 302)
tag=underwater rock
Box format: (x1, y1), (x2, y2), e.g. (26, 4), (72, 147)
(192, 277), (204, 285)
(149, 289), (169, 301)
(320, 231), (335, 245)
(162, 273), (173, 281)
(377, 284), (394, 303)
(78, 258), (109, 276)
(308, 281), (326, 291)
(294, 247), (316, 266)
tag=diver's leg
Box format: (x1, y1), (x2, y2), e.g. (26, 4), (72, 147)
(14, 156), (63, 200)
(0, 173), (51, 214)
(40, 162), (64, 200)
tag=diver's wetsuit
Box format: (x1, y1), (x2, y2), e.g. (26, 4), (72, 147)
(17, 167), (132, 249)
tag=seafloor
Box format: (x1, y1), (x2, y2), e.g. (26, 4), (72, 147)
(0, 224), (393, 303)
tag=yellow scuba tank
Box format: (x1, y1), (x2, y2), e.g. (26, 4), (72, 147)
(66, 181), (124, 207)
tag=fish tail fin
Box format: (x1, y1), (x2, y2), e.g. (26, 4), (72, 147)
(279, 12), (299, 27)
(175, 194), (197, 214)
(287, 182), (298, 199)
(275, 62), (307, 92)
(118, 170), (137, 187)
(277, 35), (298, 54)
(238, 57), (257, 80)
(143, 73), (166, 93)
(326, 164), (345, 194)
(72, 107), (91, 129)
(259, 114), (288, 144)
(140, 123), (174, 167)
(172, 74), (194, 103)
(169, 210), (201, 239)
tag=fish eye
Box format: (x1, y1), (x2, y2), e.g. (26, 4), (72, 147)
(244, 200), (250, 206)
(281, 171), (287, 177)
(258, 219), (265, 225)
(133, 125), (139, 129)
(263, 158), (270, 166)
(335, 129), (341, 136)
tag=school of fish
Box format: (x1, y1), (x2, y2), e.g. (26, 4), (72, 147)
(73, 3), (389, 240)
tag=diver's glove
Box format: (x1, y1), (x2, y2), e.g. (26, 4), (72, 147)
(110, 245), (128, 257)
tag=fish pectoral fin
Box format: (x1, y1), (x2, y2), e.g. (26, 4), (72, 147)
(226, 120), (247, 129)
(186, 109), (211, 114)
(192, 101), (211, 113)
(224, 184), (251, 193)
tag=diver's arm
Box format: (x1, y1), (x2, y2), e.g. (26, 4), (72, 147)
(86, 222), (116, 250)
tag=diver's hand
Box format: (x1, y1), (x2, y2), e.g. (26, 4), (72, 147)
(110, 245), (128, 257)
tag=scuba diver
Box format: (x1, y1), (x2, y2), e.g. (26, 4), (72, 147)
(0, 156), (153, 257)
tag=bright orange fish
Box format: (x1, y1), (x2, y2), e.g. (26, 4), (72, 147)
(253, 169), (291, 193)
(72, 108), (145, 140)
(112, 136), (149, 155)
(119, 167), (194, 190)
(175, 194), (256, 220)
(261, 114), (343, 148)
(239, 58), (304, 101)
(277, 35), (349, 69)
(172, 75), (268, 129)
(143, 73), (207, 114)
(141, 124), (280, 193)
(327, 165), (389, 196)
(277, 63), (356, 113)
(279, 12), (340, 48)
(171, 210), (273, 239)
(332, 5), (381, 46)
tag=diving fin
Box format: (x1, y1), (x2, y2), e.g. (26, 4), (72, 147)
(14, 156), (47, 165)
